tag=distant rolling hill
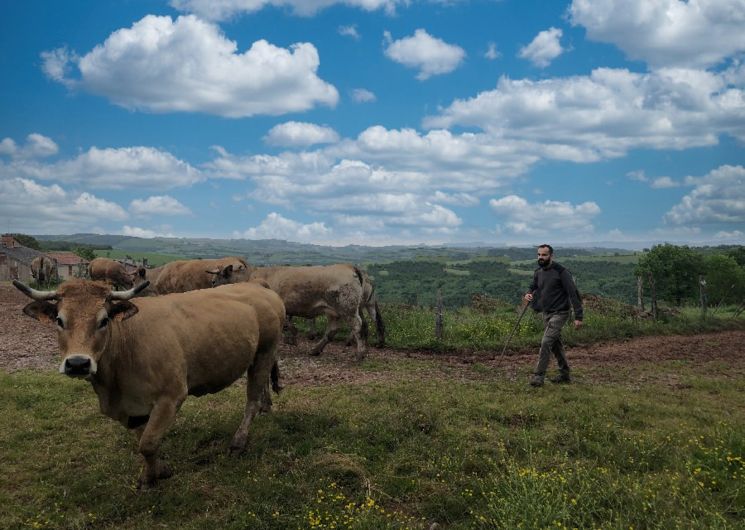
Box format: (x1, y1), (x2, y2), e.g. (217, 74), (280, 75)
(33, 233), (634, 266)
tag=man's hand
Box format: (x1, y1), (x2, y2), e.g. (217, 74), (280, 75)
(574, 320), (583, 329)
(524, 293), (533, 302)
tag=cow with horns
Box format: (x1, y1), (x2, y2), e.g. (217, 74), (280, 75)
(13, 278), (285, 488)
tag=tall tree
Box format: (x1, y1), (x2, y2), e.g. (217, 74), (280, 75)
(10, 233), (41, 250)
(636, 244), (704, 306)
(726, 246), (745, 267)
(703, 254), (745, 305)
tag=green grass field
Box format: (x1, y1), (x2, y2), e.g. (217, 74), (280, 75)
(2, 348), (744, 529)
(2, 295), (745, 529)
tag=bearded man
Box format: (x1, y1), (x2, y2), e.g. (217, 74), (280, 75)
(523, 244), (583, 387)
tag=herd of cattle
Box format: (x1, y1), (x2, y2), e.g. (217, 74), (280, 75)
(13, 256), (385, 487)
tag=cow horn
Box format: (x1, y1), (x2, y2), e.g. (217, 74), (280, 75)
(12, 280), (58, 301)
(108, 281), (150, 301)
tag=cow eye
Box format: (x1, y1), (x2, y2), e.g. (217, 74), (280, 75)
(55, 317), (64, 329)
(98, 317), (109, 329)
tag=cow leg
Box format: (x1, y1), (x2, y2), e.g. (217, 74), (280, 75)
(345, 308), (368, 347)
(348, 311), (367, 362)
(230, 348), (277, 454)
(368, 302), (385, 348)
(136, 398), (180, 488)
(283, 316), (298, 345)
(309, 314), (340, 356)
(307, 317), (321, 340)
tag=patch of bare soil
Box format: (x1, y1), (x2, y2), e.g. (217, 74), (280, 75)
(0, 283), (58, 372)
(2, 283), (744, 388)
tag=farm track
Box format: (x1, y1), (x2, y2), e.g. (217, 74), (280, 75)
(2, 284), (744, 388)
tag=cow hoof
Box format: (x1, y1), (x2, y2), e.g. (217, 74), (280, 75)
(137, 463), (172, 489)
(228, 444), (246, 456)
(229, 435), (247, 455)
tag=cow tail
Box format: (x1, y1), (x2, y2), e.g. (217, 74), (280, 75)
(353, 266), (364, 286)
(271, 361), (282, 394)
(374, 300), (386, 348)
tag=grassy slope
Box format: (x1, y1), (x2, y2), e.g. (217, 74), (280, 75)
(1, 351), (744, 529)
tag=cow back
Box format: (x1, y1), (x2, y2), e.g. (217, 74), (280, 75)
(153, 257), (248, 295)
(250, 264), (363, 317)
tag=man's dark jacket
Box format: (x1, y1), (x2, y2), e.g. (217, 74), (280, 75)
(529, 262), (583, 320)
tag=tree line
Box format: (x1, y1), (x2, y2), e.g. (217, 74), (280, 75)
(635, 243), (745, 307)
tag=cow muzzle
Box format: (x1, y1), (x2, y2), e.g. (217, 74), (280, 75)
(60, 355), (97, 378)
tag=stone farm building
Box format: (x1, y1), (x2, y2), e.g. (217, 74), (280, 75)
(0, 235), (41, 282)
(0, 235), (89, 282)
(46, 252), (88, 280)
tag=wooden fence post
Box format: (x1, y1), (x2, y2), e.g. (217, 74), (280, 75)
(699, 275), (707, 318)
(647, 272), (658, 321)
(637, 276), (645, 312)
(435, 289), (444, 340)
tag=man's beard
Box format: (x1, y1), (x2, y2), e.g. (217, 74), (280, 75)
(537, 258), (549, 267)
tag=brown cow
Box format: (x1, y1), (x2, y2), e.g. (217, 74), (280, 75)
(131, 265), (165, 295)
(215, 264), (367, 360)
(153, 257), (252, 295)
(31, 255), (58, 286)
(88, 257), (134, 289)
(13, 278), (285, 488)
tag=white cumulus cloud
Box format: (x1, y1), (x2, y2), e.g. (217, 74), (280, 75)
(665, 164), (745, 225)
(0, 142), (202, 190)
(264, 121), (340, 147)
(171, 0), (400, 20)
(130, 195), (192, 216)
(485, 42), (501, 60)
(384, 29), (466, 80)
(518, 27), (564, 68)
(351, 88), (377, 103)
(0, 133), (58, 159)
(650, 176), (680, 188)
(41, 15), (338, 117)
(489, 194), (601, 235)
(235, 212), (331, 242)
(424, 67), (745, 160)
(0, 178), (127, 233)
(121, 225), (176, 238)
(338, 24), (360, 40)
(570, 0), (745, 68)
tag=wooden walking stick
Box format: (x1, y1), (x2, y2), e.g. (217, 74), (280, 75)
(492, 298), (531, 367)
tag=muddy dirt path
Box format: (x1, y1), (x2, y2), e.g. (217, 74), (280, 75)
(2, 284), (744, 387)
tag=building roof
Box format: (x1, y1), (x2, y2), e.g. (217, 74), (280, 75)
(0, 245), (43, 265)
(46, 252), (88, 266)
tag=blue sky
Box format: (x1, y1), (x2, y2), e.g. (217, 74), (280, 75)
(1, 0), (744, 247)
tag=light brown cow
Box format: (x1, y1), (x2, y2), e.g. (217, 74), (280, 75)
(215, 264), (367, 360)
(88, 257), (134, 289)
(307, 270), (386, 348)
(13, 278), (285, 488)
(31, 255), (58, 286)
(153, 257), (252, 295)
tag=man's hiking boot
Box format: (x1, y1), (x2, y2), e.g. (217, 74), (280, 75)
(550, 373), (571, 384)
(529, 374), (544, 387)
